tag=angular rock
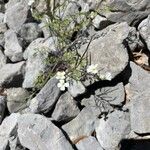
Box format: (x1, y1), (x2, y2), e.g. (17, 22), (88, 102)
(81, 94), (114, 114)
(128, 62), (150, 134)
(4, 29), (23, 62)
(29, 77), (61, 113)
(95, 82), (125, 106)
(5, 0), (22, 10)
(0, 22), (7, 33)
(138, 15), (150, 51)
(5, 0), (31, 32)
(96, 110), (130, 150)
(126, 27), (142, 51)
(129, 62), (150, 95)
(0, 113), (20, 150)
(6, 88), (30, 113)
(0, 95), (6, 123)
(0, 61), (25, 87)
(0, 33), (4, 47)
(78, 0), (100, 12)
(68, 80), (86, 97)
(18, 114), (74, 150)
(19, 23), (43, 43)
(0, 48), (6, 69)
(0, 13), (4, 23)
(52, 92), (80, 122)
(76, 136), (103, 150)
(23, 37), (57, 88)
(39, 22), (51, 38)
(62, 107), (100, 142)
(78, 22), (130, 79)
(92, 15), (113, 30)
(130, 91), (150, 134)
(98, 0), (150, 25)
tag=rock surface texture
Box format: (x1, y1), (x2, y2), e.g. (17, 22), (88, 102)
(0, 0), (149, 150)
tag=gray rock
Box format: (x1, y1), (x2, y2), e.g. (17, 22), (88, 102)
(0, 13), (4, 23)
(128, 62), (150, 134)
(0, 23), (7, 33)
(0, 16), (7, 47)
(98, 0), (150, 25)
(129, 62), (150, 96)
(0, 61), (25, 87)
(52, 92), (80, 122)
(5, 0), (30, 32)
(0, 33), (4, 47)
(29, 77), (61, 113)
(78, 0), (100, 12)
(68, 80), (86, 97)
(18, 114), (74, 150)
(96, 110), (130, 150)
(81, 94), (114, 114)
(23, 37), (57, 88)
(138, 15), (150, 51)
(5, 0), (22, 10)
(39, 22), (51, 38)
(0, 113), (20, 150)
(78, 22), (130, 79)
(92, 15), (113, 30)
(76, 136), (103, 150)
(95, 82), (125, 106)
(0, 48), (6, 69)
(4, 29), (23, 62)
(62, 107), (100, 142)
(130, 91), (150, 134)
(0, 95), (6, 123)
(34, 0), (47, 14)
(19, 23), (43, 43)
(6, 88), (30, 113)
(126, 27), (142, 51)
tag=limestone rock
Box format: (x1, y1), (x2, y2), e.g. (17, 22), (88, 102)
(6, 88), (30, 113)
(18, 114), (74, 150)
(62, 107), (100, 142)
(138, 15), (150, 51)
(0, 113), (20, 150)
(5, 0), (31, 32)
(0, 48), (6, 69)
(52, 92), (80, 122)
(68, 80), (86, 97)
(76, 136), (103, 150)
(29, 77), (61, 113)
(78, 22), (130, 79)
(23, 37), (57, 88)
(0, 95), (6, 123)
(0, 62), (25, 87)
(96, 110), (130, 150)
(19, 23), (43, 43)
(4, 29), (23, 62)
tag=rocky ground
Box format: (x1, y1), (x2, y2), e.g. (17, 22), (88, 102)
(0, 0), (150, 150)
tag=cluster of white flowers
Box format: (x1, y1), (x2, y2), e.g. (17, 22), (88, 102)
(28, 0), (34, 6)
(56, 65), (112, 90)
(56, 71), (69, 91)
(87, 64), (112, 81)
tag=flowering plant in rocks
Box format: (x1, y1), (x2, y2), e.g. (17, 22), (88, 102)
(28, 0), (112, 90)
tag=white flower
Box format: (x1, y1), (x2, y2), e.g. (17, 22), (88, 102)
(57, 80), (69, 91)
(87, 64), (98, 74)
(56, 71), (66, 80)
(99, 74), (105, 80)
(105, 72), (112, 81)
(28, 0), (34, 6)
